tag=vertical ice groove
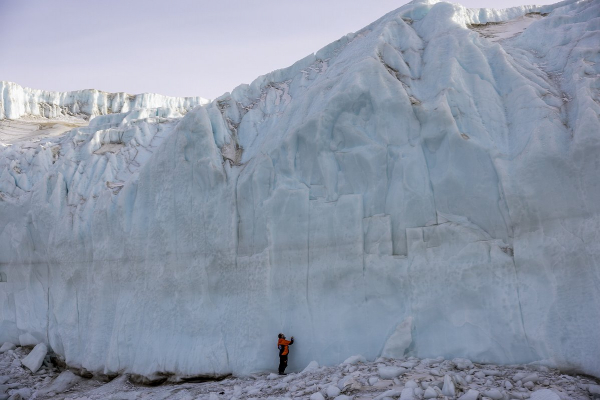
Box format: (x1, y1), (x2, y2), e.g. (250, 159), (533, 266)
(305, 197), (315, 342)
(511, 255), (532, 351)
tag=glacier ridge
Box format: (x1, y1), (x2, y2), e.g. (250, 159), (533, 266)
(0, 0), (599, 380)
(0, 81), (208, 120)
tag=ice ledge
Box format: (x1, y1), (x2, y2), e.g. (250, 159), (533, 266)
(0, 81), (209, 120)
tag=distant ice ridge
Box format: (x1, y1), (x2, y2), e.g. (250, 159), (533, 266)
(0, 83), (208, 202)
(1, 0), (599, 382)
(0, 81), (209, 120)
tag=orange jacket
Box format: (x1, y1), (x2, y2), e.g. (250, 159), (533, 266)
(278, 338), (293, 356)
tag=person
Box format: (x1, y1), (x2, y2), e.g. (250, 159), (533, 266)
(277, 333), (294, 375)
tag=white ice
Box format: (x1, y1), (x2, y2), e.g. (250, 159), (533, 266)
(0, 0), (599, 382)
(0, 81), (209, 120)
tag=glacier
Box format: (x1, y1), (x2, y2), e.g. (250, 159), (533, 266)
(0, 81), (207, 120)
(0, 0), (599, 381)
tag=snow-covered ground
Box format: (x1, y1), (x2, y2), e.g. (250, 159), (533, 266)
(1, 0), (599, 386)
(0, 116), (88, 145)
(469, 13), (543, 42)
(1, 344), (599, 400)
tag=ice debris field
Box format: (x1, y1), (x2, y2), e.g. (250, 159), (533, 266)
(1, 0), (600, 397)
(1, 346), (600, 400)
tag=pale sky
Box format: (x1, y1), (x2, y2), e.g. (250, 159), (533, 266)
(1, 0), (557, 100)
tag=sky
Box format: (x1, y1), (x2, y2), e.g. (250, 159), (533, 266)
(1, 0), (558, 100)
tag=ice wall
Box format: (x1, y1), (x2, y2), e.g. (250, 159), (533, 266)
(0, 81), (209, 120)
(1, 0), (599, 380)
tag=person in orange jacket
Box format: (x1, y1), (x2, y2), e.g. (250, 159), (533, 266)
(277, 333), (294, 375)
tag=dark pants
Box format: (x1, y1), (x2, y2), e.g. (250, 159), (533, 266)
(278, 355), (288, 374)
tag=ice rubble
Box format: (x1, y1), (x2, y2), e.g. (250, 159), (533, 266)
(0, 0), (599, 382)
(1, 347), (599, 400)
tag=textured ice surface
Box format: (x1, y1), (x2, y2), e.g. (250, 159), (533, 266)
(470, 13), (543, 42)
(381, 317), (413, 359)
(20, 343), (47, 373)
(0, 81), (208, 120)
(0, 115), (89, 145)
(1, 0), (599, 380)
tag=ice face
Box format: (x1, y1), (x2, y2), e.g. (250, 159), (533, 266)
(0, 0), (599, 380)
(0, 81), (209, 120)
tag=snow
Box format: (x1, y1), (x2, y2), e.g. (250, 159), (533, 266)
(0, 116), (88, 145)
(470, 13), (544, 42)
(1, 0), (600, 384)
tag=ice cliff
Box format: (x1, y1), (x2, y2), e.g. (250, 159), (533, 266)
(1, 0), (599, 380)
(0, 81), (207, 120)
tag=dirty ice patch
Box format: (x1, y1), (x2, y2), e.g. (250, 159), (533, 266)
(470, 12), (544, 42)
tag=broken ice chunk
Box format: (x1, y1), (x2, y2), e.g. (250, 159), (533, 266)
(0, 343), (15, 353)
(442, 374), (456, 397)
(21, 343), (47, 373)
(530, 389), (561, 400)
(378, 366), (406, 380)
(458, 389), (480, 400)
